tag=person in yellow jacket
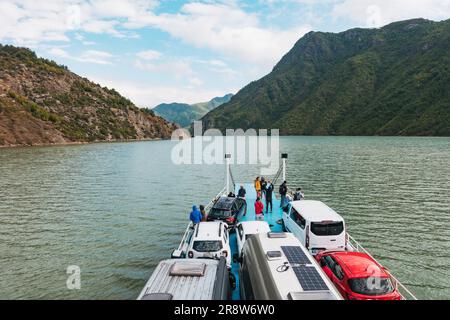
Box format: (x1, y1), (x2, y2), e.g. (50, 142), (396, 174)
(254, 177), (262, 198)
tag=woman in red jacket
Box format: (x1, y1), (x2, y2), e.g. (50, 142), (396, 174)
(255, 197), (264, 221)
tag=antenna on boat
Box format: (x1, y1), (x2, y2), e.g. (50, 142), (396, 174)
(282, 153), (288, 182)
(225, 154), (232, 194)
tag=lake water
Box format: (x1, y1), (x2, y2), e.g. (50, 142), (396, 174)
(0, 137), (449, 300)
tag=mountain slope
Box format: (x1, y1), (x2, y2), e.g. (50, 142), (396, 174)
(202, 19), (450, 136)
(154, 94), (233, 127)
(0, 45), (177, 147)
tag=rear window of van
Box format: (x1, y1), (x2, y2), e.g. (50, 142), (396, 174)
(311, 222), (344, 236)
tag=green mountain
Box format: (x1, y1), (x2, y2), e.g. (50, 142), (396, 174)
(154, 94), (233, 127)
(0, 45), (177, 147)
(202, 19), (450, 136)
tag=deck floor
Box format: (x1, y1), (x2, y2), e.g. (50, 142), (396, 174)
(230, 183), (284, 300)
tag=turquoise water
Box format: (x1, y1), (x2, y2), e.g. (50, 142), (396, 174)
(0, 137), (449, 299)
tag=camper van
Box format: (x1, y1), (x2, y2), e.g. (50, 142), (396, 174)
(238, 232), (342, 300)
(283, 201), (347, 255)
(138, 258), (231, 300)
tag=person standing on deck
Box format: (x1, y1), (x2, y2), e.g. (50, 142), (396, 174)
(190, 206), (202, 225)
(255, 197), (264, 221)
(294, 188), (305, 201)
(254, 177), (262, 198)
(238, 185), (246, 199)
(265, 181), (274, 213)
(261, 177), (267, 199)
(200, 205), (207, 222)
(279, 181), (288, 209)
(238, 185), (247, 216)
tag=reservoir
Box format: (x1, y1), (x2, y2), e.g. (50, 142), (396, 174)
(0, 136), (449, 299)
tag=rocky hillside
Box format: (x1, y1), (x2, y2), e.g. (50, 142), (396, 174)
(0, 45), (177, 147)
(202, 18), (450, 136)
(154, 93), (233, 127)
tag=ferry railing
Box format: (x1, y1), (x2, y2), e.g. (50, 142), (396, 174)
(172, 187), (228, 258)
(347, 234), (418, 300)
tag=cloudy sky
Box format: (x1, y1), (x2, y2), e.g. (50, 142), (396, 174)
(1, 0), (450, 107)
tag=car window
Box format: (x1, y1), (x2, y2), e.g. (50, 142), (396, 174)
(333, 262), (345, 280)
(324, 256), (336, 270)
(348, 278), (395, 296)
(210, 208), (232, 218)
(293, 210), (306, 229)
(311, 222), (344, 236)
(193, 241), (223, 252)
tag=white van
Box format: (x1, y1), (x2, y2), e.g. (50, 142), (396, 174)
(238, 232), (342, 300)
(282, 200), (346, 255)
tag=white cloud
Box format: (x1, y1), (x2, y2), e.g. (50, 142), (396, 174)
(136, 50), (162, 60)
(89, 76), (233, 107)
(79, 50), (113, 64)
(0, 0), (157, 44)
(134, 59), (193, 78)
(124, 2), (312, 70)
(332, 0), (450, 27)
(47, 47), (113, 65)
(48, 47), (71, 59)
(189, 77), (204, 87)
(1, 1), (310, 74)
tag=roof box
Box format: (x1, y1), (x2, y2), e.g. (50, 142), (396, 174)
(268, 232), (288, 238)
(169, 262), (206, 277)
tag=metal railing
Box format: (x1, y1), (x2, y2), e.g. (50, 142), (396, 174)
(347, 234), (418, 300)
(228, 167), (237, 193)
(272, 166), (283, 187)
(173, 187), (228, 256)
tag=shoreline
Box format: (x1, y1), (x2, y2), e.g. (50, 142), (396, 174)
(0, 137), (167, 149)
(1, 135), (449, 149)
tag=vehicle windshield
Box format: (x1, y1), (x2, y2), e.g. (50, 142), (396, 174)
(193, 241), (223, 252)
(311, 222), (344, 236)
(210, 208), (232, 218)
(348, 277), (395, 296)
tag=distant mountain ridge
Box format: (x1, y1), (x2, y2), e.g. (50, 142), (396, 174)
(0, 44), (177, 147)
(202, 18), (450, 136)
(154, 93), (233, 127)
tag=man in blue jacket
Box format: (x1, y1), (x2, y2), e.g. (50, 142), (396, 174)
(190, 206), (202, 225)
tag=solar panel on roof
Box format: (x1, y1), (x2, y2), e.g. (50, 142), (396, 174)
(292, 266), (329, 291)
(281, 246), (311, 265)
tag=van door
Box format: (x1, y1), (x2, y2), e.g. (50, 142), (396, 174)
(283, 206), (292, 232)
(309, 221), (345, 252)
(290, 208), (306, 246)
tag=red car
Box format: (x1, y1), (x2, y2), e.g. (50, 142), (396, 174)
(315, 251), (402, 300)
